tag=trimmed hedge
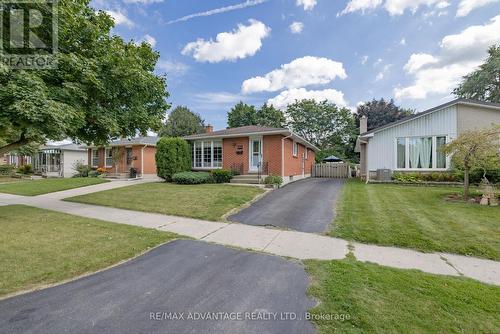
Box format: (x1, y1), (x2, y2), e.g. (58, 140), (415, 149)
(172, 172), (211, 184)
(210, 169), (233, 183)
(0, 165), (15, 176)
(155, 137), (191, 181)
(392, 172), (459, 183)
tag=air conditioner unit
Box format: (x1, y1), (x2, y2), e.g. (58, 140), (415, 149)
(376, 169), (392, 181)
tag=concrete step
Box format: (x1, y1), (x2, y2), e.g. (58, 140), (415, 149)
(232, 174), (267, 179)
(230, 178), (262, 184)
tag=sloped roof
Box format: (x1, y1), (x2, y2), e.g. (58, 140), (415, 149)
(41, 143), (86, 151)
(360, 98), (500, 137)
(86, 136), (160, 148)
(184, 125), (287, 140)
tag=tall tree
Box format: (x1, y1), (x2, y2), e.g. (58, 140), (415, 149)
(256, 103), (286, 128)
(454, 45), (500, 103)
(160, 106), (205, 137)
(227, 102), (257, 128)
(285, 100), (355, 151)
(356, 98), (413, 131)
(0, 0), (169, 155)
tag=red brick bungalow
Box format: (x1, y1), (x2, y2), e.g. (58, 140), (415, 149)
(184, 125), (319, 183)
(87, 137), (159, 178)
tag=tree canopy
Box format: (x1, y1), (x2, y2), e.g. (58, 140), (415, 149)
(227, 102), (285, 128)
(453, 45), (500, 103)
(355, 98), (413, 131)
(0, 0), (169, 155)
(286, 100), (356, 151)
(159, 106), (205, 137)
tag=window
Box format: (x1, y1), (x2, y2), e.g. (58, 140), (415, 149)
(436, 136), (446, 168)
(293, 141), (298, 157)
(92, 149), (99, 167)
(192, 140), (222, 168)
(305, 148), (308, 160)
(396, 136), (447, 170)
(105, 148), (113, 167)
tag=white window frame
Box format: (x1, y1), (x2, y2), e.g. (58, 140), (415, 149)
(91, 149), (99, 167)
(292, 141), (298, 157)
(192, 140), (223, 169)
(104, 148), (113, 168)
(305, 148), (308, 160)
(394, 135), (449, 171)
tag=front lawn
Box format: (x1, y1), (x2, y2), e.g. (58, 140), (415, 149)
(0, 177), (108, 196)
(65, 183), (264, 221)
(332, 180), (500, 260)
(306, 258), (500, 333)
(0, 205), (178, 297)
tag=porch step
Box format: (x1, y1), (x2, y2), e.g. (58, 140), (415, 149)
(106, 173), (130, 179)
(230, 174), (267, 184)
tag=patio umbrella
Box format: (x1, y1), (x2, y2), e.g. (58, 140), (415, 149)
(323, 155), (343, 162)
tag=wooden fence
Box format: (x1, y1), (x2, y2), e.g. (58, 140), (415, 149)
(312, 163), (350, 178)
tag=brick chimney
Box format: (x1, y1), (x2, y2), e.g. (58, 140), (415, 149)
(360, 116), (368, 134)
(205, 124), (214, 133)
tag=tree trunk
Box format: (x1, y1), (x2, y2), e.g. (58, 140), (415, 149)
(463, 168), (470, 200)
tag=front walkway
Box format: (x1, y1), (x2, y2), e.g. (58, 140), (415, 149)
(0, 184), (499, 286)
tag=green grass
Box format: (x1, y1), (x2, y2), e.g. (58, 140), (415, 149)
(332, 180), (500, 260)
(0, 177), (108, 196)
(65, 182), (264, 221)
(0, 205), (178, 297)
(0, 177), (23, 184)
(306, 258), (500, 333)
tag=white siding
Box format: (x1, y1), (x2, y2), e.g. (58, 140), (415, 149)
(367, 105), (458, 171)
(62, 150), (88, 178)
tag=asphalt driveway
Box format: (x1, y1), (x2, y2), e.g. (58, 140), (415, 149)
(229, 178), (345, 233)
(0, 240), (315, 334)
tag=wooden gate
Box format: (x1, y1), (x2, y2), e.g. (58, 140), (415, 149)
(312, 163), (350, 178)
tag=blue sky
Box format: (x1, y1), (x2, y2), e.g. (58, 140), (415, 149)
(91, 0), (500, 130)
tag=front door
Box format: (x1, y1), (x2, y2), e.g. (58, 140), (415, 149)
(249, 138), (262, 172)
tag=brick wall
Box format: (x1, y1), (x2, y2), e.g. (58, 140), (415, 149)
(222, 137), (249, 174)
(88, 146), (157, 175)
(282, 138), (315, 177)
(262, 135), (282, 176)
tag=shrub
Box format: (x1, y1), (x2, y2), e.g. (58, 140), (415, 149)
(172, 171), (211, 184)
(73, 161), (90, 177)
(17, 164), (33, 174)
(88, 170), (100, 177)
(0, 165), (15, 176)
(264, 175), (283, 187)
(156, 137), (191, 181)
(210, 169), (233, 183)
(392, 171), (460, 183)
(96, 167), (107, 174)
(454, 168), (500, 184)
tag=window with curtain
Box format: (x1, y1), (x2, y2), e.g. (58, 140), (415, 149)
(192, 140), (222, 168)
(436, 136), (446, 168)
(105, 148), (113, 167)
(397, 136), (446, 170)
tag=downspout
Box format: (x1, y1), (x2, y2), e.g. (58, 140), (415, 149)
(281, 133), (293, 178)
(140, 144), (147, 179)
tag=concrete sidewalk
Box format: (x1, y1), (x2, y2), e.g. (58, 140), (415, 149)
(1, 191), (499, 285)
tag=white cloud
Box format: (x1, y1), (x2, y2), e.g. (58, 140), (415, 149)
(373, 58), (383, 66)
(242, 56), (347, 94)
(194, 92), (245, 104)
(400, 37), (406, 45)
(361, 55), (369, 65)
(403, 53), (438, 73)
(289, 21), (304, 34)
(168, 0), (268, 24)
(374, 64), (392, 81)
(181, 20), (270, 63)
(296, 0), (317, 11)
(105, 10), (134, 28)
(137, 34), (157, 47)
(157, 60), (189, 76)
(457, 0), (499, 17)
(124, 0), (164, 3)
(339, 0), (450, 16)
(395, 15), (500, 100)
(268, 88), (348, 110)
(338, 0), (382, 16)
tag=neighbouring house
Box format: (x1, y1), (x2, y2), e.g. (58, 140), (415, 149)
(184, 125), (319, 184)
(87, 137), (159, 179)
(356, 98), (500, 180)
(32, 143), (88, 178)
(0, 153), (31, 167)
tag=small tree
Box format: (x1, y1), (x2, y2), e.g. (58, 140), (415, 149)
(155, 137), (191, 181)
(111, 148), (122, 174)
(442, 125), (500, 200)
